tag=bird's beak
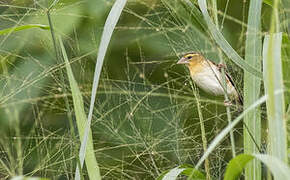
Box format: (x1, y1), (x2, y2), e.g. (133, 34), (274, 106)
(177, 57), (189, 64)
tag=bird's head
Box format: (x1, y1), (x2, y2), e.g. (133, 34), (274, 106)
(177, 52), (204, 66)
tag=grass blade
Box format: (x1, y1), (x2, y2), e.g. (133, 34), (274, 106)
(162, 167), (186, 180)
(224, 154), (290, 180)
(263, 33), (288, 163)
(76, 0), (127, 179)
(243, 0), (262, 179)
(159, 165), (205, 180)
(196, 0), (262, 78)
(11, 176), (49, 180)
(0, 24), (49, 35)
(224, 154), (254, 180)
(59, 37), (101, 180)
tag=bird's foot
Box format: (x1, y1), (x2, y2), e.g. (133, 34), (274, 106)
(217, 63), (227, 70)
(224, 100), (233, 107)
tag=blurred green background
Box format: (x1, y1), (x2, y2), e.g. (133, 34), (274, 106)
(0, 0), (289, 179)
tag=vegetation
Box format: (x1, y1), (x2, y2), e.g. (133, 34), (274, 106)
(0, 0), (289, 179)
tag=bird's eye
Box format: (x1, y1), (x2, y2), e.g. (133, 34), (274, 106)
(187, 56), (192, 59)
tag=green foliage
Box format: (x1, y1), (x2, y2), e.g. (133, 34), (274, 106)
(224, 154), (290, 180)
(196, 0), (263, 78)
(10, 176), (49, 180)
(157, 164), (205, 180)
(224, 154), (254, 180)
(263, 0), (273, 6)
(0, 0), (289, 179)
(243, 0), (262, 179)
(60, 37), (101, 180)
(263, 33), (287, 163)
(0, 24), (49, 35)
(282, 34), (290, 106)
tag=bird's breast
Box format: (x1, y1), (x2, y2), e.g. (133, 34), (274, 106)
(189, 63), (236, 96)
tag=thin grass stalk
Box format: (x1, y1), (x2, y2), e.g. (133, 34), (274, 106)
(46, 6), (76, 146)
(209, 0), (236, 157)
(190, 82), (211, 180)
(243, 0), (262, 179)
(222, 69), (236, 158)
(46, 8), (79, 178)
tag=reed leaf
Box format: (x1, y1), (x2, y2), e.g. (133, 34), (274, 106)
(159, 165), (205, 180)
(0, 24), (49, 35)
(75, 0), (127, 179)
(224, 154), (290, 180)
(243, 0), (262, 179)
(59, 38), (101, 180)
(263, 33), (287, 163)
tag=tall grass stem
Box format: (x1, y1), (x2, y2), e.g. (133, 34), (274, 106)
(243, 0), (262, 179)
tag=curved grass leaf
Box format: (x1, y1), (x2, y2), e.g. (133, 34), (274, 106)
(224, 154), (290, 180)
(224, 154), (254, 180)
(0, 24), (49, 35)
(158, 165), (205, 180)
(59, 38), (101, 180)
(196, 0), (263, 79)
(161, 167), (186, 180)
(75, 0), (127, 179)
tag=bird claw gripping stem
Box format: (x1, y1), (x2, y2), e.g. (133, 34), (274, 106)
(217, 63), (227, 70)
(223, 100), (233, 107)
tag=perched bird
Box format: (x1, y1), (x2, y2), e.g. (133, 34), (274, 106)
(177, 52), (243, 105)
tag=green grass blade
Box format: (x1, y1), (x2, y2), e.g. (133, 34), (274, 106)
(59, 37), (101, 180)
(0, 24), (49, 35)
(194, 90), (283, 170)
(162, 167), (186, 180)
(11, 176), (49, 180)
(224, 154), (290, 180)
(263, 0), (273, 6)
(196, 0), (262, 78)
(243, 0), (262, 179)
(75, 0), (127, 179)
(263, 33), (288, 163)
(224, 154), (254, 180)
(159, 165), (205, 180)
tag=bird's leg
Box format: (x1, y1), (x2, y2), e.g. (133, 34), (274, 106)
(217, 63), (227, 70)
(224, 100), (233, 107)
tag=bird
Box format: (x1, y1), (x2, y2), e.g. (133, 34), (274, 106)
(177, 52), (243, 105)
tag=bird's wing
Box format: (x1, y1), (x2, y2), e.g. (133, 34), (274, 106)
(210, 60), (243, 105)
